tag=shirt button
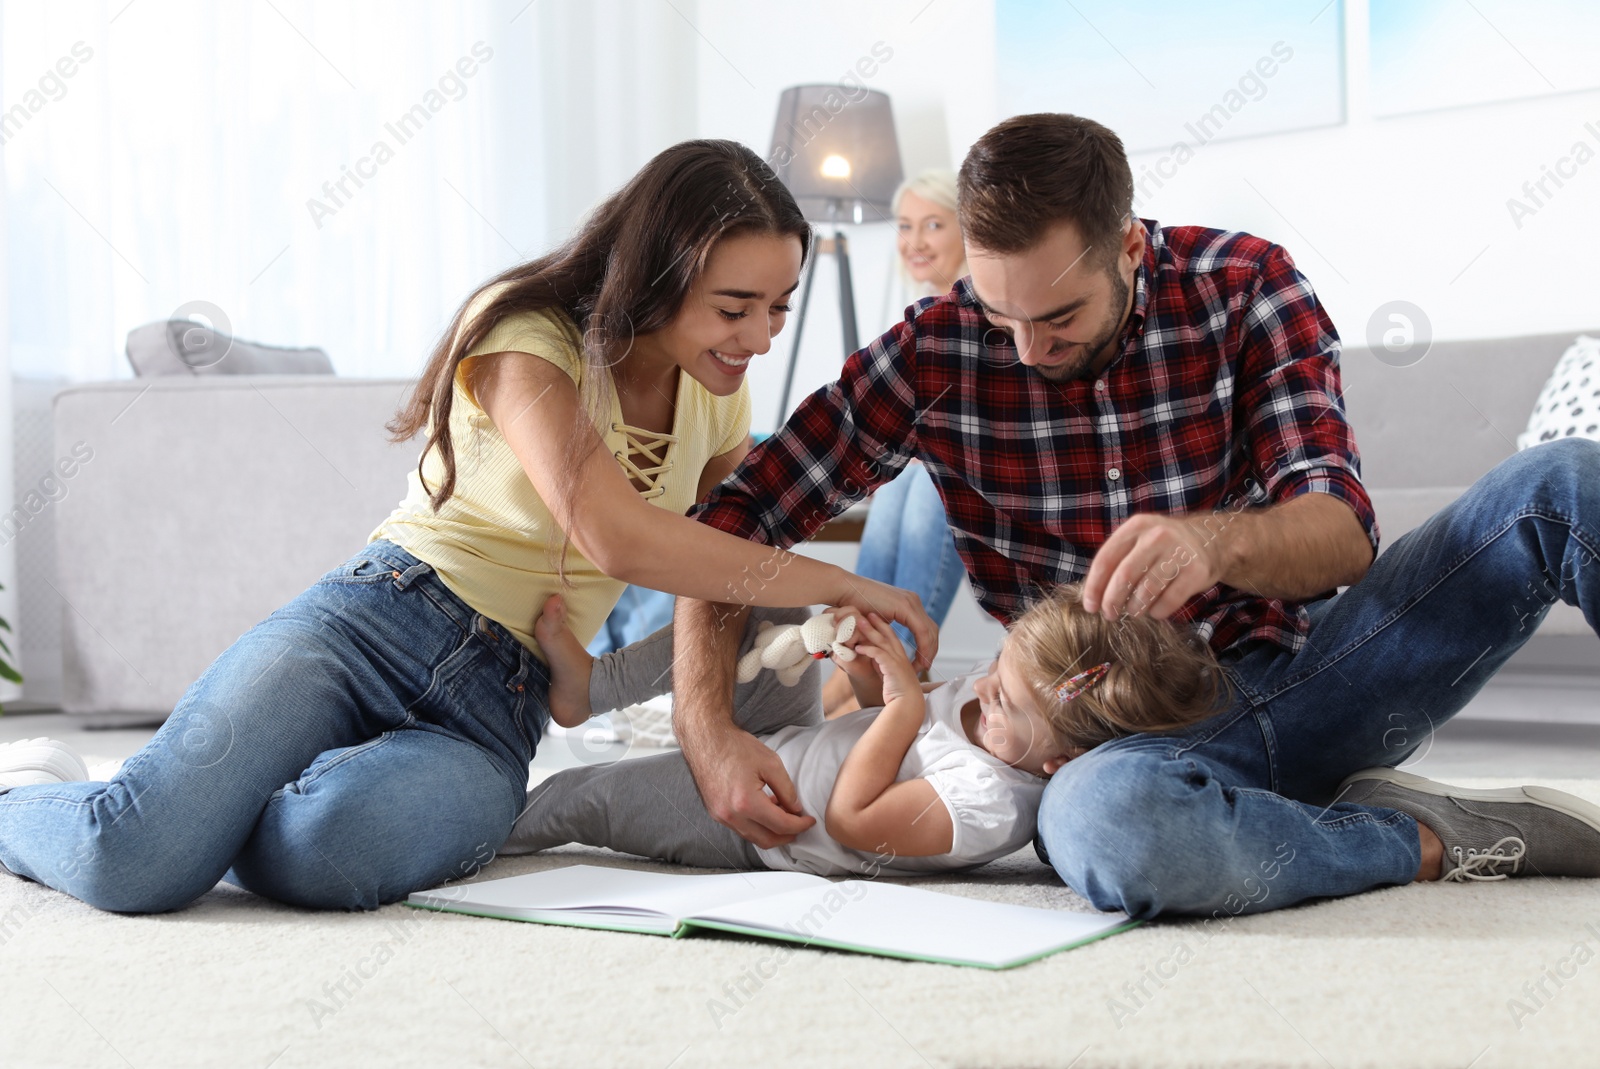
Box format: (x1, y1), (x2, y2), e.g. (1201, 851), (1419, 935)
(1107, 467), (1122, 481)
(1094, 380), (1106, 393)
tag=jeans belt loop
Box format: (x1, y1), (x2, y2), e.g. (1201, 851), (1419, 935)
(476, 614), (499, 642)
(506, 653), (527, 693)
(391, 560), (431, 591)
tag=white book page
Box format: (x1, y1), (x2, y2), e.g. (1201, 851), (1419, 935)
(689, 881), (1131, 967)
(413, 865), (828, 923)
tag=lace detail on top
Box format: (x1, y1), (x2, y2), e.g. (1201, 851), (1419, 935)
(612, 421), (677, 500)
(1441, 836), (1526, 882)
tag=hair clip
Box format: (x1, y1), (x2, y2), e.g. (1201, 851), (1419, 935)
(1055, 661), (1111, 704)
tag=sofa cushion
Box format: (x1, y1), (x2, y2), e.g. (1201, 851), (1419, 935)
(1338, 331), (1599, 491)
(52, 376), (416, 719)
(125, 320), (334, 377)
(1517, 335), (1600, 450)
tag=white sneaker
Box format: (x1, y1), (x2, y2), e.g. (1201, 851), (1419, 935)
(543, 695), (678, 748)
(0, 737), (90, 793)
(543, 712), (622, 743)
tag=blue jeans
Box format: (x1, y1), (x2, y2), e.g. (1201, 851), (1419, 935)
(856, 462), (965, 655)
(0, 540), (546, 913)
(586, 584), (676, 657)
(1037, 438), (1600, 919)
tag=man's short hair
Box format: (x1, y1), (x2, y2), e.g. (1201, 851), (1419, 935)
(957, 113), (1135, 257)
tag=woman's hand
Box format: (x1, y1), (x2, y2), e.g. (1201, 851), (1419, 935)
(825, 572), (938, 671)
(845, 613), (921, 706)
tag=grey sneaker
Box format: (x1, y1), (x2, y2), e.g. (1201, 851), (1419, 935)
(1337, 766), (1600, 882)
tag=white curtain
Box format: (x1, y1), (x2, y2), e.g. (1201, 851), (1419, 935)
(0, 33), (16, 707)
(0, 0), (699, 705)
(2, 0), (703, 383)
(534, 0), (702, 241)
(4, 0), (549, 382)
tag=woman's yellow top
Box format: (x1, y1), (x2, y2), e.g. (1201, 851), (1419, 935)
(369, 283), (751, 661)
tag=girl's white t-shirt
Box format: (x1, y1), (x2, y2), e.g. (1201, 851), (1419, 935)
(754, 668), (1047, 877)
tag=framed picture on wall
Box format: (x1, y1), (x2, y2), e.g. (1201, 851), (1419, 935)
(1370, 0), (1600, 117)
(995, 0), (1346, 153)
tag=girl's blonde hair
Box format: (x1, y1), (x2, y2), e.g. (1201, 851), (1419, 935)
(892, 169), (961, 295)
(1005, 583), (1232, 753)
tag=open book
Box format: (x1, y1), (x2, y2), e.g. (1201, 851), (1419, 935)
(404, 864), (1138, 970)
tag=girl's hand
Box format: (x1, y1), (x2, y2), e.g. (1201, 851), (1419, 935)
(834, 616), (886, 696)
(822, 611), (951, 858)
(825, 606), (895, 711)
(847, 613), (921, 706)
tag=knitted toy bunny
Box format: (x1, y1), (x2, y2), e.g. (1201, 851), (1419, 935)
(734, 611), (858, 687)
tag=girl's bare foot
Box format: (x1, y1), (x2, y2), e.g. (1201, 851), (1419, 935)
(534, 595), (594, 728)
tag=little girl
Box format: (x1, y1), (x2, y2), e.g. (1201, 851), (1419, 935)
(502, 582), (1231, 877)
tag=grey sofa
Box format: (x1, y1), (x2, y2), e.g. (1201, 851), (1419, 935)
(1339, 330), (1596, 673)
(39, 329), (1597, 722)
(49, 376), (419, 723)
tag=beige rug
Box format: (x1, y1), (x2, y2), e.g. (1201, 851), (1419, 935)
(2, 774), (1597, 1068)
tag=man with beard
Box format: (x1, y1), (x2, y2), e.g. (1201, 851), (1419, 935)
(670, 112), (1600, 918)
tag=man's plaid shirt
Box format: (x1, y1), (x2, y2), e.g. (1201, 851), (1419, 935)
(692, 219), (1380, 658)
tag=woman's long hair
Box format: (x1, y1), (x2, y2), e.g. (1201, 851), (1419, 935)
(387, 140), (812, 567)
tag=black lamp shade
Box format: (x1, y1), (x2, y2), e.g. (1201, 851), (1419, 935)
(768, 85), (904, 224)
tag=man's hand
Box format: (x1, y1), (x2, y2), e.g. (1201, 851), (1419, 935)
(1083, 494), (1375, 620)
(1081, 513), (1226, 621)
(673, 597), (814, 849)
(677, 720), (815, 849)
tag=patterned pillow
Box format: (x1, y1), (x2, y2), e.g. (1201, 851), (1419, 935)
(1518, 335), (1600, 450)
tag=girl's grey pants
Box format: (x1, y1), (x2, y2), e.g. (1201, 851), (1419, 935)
(497, 606), (824, 869)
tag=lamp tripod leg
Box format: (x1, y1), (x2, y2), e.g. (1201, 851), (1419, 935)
(834, 227), (859, 356)
(775, 243), (820, 427)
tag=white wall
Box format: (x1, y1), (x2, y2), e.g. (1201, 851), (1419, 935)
(1122, 0), (1600, 351)
(692, 0), (1600, 437)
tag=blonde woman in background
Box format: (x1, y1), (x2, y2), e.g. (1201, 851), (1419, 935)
(880, 170), (967, 323)
(822, 170), (969, 716)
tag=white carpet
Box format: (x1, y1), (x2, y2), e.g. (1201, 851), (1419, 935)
(3, 775), (1598, 1069)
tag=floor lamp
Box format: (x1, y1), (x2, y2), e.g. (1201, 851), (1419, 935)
(768, 85), (904, 429)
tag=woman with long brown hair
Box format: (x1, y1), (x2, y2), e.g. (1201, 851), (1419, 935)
(0, 139), (936, 913)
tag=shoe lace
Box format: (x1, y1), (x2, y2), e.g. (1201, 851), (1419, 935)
(1441, 836), (1526, 882)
